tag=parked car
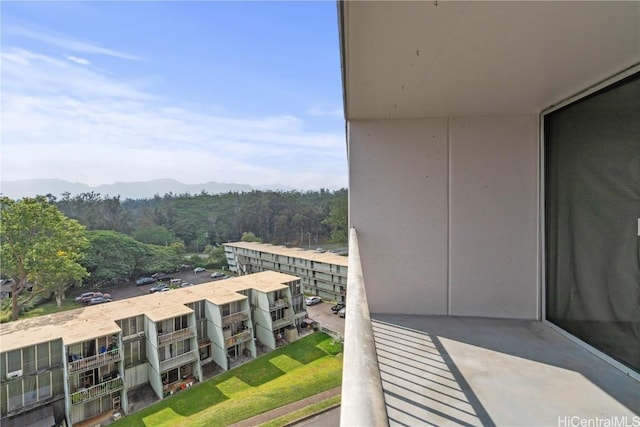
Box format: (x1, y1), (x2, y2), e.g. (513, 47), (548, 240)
(151, 273), (173, 281)
(305, 296), (322, 306)
(136, 277), (156, 286)
(88, 296), (112, 305)
(193, 267), (206, 274)
(331, 302), (346, 313)
(210, 272), (224, 279)
(75, 292), (95, 302)
(76, 292), (111, 304)
(180, 282), (193, 287)
(338, 307), (346, 318)
(149, 283), (169, 293)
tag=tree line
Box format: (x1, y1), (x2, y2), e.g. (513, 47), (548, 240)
(51, 188), (348, 250)
(0, 189), (347, 321)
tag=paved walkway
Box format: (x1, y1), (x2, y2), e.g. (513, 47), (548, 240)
(228, 387), (341, 427)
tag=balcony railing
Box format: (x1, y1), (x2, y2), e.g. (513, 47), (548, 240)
(68, 348), (120, 374)
(70, 377), (124, 406)
(222, 311), (249, 326)
(272, 317), (292, 329)
(341, 228), (388, 427)
(158, 328), (195, 346)
(159, 350), (198, 372)
(269, 299), (289, 310)
(225, 330), (252, 347)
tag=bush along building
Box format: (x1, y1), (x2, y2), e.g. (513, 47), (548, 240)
(224, 242), (348, 303)
(0, 271), (304, 427)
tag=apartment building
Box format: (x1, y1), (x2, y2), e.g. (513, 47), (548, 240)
(338, 1), (639, 426)
(224, 242), (348, 303)
(0, 271), (301, 427)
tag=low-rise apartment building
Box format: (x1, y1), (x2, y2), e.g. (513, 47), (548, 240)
(224, 242), (348, 303)
(0, 271), (302, 427)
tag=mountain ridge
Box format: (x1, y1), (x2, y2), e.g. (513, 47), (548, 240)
(0, 178), (294, 200)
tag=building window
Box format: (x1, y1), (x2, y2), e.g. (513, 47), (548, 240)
(22, 347), (35, 374)
(196, 320), (207, 341)
(175, 315), (188, 331)
(7, 350), (20, 374)
(271, 308), (285, 322)
(124, 340), (146, 367)
(7, 381), (22, 411)
(36, 343), (50, 370)
(199, 345), (210, 361)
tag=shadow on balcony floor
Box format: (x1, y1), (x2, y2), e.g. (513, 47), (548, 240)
(371, 315), (639, 427)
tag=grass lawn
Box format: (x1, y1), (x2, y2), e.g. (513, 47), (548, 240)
(1, 298), (81, 322)
(115, 333), (343, 427)
(21, 299), (80, 319)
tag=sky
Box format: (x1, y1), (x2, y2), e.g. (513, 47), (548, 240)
(0, 1), (347, 190)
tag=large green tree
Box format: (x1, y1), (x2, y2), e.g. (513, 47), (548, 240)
(83, 230), (183, 285)
(82, 230), (149, 286)
(0, 196), (88, 320)
(32, 250), (89, 307)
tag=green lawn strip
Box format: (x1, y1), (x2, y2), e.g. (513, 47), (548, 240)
(268, 354), (303, 372)
(317, 338), (343, 355)
(115, 333), (342, 427)
(21, 299), (80, 318)
(178, 356), (342, 427)
(258, 394), (341, 427)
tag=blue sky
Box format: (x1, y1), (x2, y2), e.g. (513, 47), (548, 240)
(1, 1), (347, 190)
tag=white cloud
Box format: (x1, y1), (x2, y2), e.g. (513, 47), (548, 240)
(307, 105), (344, 117)
(5, 26), (141, 61)
(64, 55), (91, 65)
(1, 47), (347, 190)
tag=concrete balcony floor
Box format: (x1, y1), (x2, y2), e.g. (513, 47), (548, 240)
(371, 315), (639, 427)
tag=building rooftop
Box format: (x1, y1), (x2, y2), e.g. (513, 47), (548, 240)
(0, 271), (298, 352)
(225, 241), (349, 267)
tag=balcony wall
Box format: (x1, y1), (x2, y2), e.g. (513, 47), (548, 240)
(348, 116), (539, 319)
(224, 330), (252, 348)
(158, 329), (194, 346)
(70, 377), (124, 406)
(159, 351), (198, 372)
(68, 348), (120, 374)
(221, 312), (249, 327)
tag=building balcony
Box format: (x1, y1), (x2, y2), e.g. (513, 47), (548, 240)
(225, 330), (252, 348)
(269, 299), (289, 310)
(68, 348), (120, 374)
(160, 350), (198, 372)
(70, 377), (124, 406)
(158, 328), (194, 346)
(340, 229), (639, 426)
(272, 317), (292, 330)
(222, 311), (249, 326)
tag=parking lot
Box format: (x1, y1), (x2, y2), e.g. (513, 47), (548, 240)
(305, 301), (345, 335)
(72, 270), (226, 300)
(71, 272), (345, 336)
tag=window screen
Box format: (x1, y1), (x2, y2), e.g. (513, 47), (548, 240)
(545, 71), (640, 372)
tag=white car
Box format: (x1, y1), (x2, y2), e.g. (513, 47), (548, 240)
(305, 296), (322, 306)
(193, 267), (206, 273)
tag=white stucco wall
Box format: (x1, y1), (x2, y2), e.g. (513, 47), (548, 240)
(448, 116), (539, 319)
(349, 118), (450, 316)
(349, 115), (539, 319)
